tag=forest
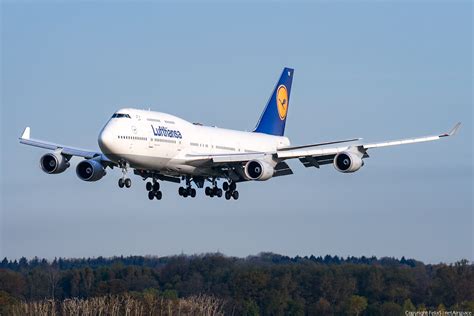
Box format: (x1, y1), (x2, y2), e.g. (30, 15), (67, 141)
(0, 253), (473, 315)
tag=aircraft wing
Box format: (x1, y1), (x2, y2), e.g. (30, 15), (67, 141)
(277, 122), (461, 167)
(185, 123), (460, 171)
(19, 127), (115, 166)
(184, 137), (363, 166)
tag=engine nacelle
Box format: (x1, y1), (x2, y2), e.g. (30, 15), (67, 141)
(40, 153), (70, 174)
(333, 151), (364, 173)
(76, 159), (106, 182)
(244, 160), (274, 181)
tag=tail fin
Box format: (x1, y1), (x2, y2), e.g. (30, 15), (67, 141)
(253, 67), (294, 136)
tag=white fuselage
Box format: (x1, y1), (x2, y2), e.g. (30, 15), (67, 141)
(98, 108), (290, 176)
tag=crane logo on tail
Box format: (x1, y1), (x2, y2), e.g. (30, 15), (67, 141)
(276, 85), (288, 120)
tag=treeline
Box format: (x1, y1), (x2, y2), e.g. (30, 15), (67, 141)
(0, 253), (420, 271)
(0, 253), (473, 315)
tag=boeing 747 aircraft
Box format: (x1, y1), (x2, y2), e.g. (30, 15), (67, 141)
(19, 68), (461, 200)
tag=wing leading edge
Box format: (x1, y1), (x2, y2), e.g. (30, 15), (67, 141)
(19, 127), (115, 166)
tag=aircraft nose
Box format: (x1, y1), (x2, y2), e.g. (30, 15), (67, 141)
(98, 125), (114, 154)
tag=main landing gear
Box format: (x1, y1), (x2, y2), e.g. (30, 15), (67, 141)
(135, 172), (240, 201)
(146, 178), (162, 200)
(223, 181), (239, 200)
(204, 178), (222, 198)
(205, 186), (223, 198)
(179, 178), (196, 198)
(118, 162), (132, 188)
(204, 180), (238, 200)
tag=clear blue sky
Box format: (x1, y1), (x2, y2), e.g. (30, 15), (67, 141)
(1, 1), (472, 263)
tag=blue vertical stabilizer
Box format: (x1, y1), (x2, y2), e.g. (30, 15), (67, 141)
(253, 67), (294, 136)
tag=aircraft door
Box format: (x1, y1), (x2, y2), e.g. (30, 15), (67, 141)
(148, 136), (154, 149)
(176, 138), (184, 154)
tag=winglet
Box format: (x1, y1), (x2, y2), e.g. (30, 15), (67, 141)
(21, 127), (31, 140)
(440, 122), (461, 137)
(448, 122), (461, 136)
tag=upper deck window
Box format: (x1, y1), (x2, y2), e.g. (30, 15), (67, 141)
(112, 113), (131, 118)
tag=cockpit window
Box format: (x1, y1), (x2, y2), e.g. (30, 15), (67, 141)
(112, 113), (131, 118)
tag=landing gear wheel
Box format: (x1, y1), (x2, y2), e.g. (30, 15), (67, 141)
(216, 188), (223, 198)
(230, 182), (236, 191)
(223, 182), (229, 191)
(225, 191), (231, 200)
(178, 187), (185, 196)
(146, 182), (153, 191)
(124, 178), (132, 188)
(148, 191), (155, 200)
(205, 187), (211, 196)
(118, 178), (125, 188)
(232, 190), (239, 200)
(153, 182), (160, 191)
(155, 191), (162, 200)
(182, 190), (188, 198)
(190, 188), (196, 198)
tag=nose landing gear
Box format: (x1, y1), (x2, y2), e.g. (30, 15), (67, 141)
(118, 162), (132, 188)
(118, 178), (132, 188)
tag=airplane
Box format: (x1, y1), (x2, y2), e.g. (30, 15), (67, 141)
(19, 67), (461, 201)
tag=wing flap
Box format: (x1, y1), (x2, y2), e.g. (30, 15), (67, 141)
(277, 146), (347, 159)
(278, 138), (361, 152)
(274, 161), (293, 177)
(185, 152), (268, 166)
(299, 155), (335, 168)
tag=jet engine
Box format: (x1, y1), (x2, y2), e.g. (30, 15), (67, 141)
(333, 151), (364, 173)
(76, 159), (106, 182)
(244, 160), (274, 181)
(40, 152), (70, 174)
